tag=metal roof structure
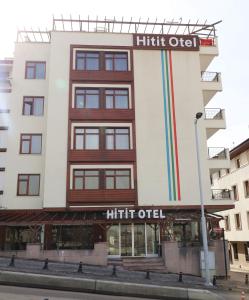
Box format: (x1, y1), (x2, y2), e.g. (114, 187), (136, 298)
(16, 16), (222, 43)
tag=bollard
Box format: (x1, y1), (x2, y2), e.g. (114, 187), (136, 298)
(9, 255), (15, 267)
(241, 291), (245, 300)
(178, 272), (183, 282)
(145, 271), (150, 280)
(42, 258), (49, 270)
(112, 265), (117, 277)
(212, 275), (216, 286)
(78, 261), (83, 273)
(245, 274), (248, 285)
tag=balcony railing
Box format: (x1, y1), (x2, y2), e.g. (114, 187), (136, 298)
(211, 189), (232, 200)
(204, 108), (223, 120)
(208, 147), (227, 160)
(201, 71), (220, 82)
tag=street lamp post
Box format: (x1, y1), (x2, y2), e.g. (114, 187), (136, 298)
(194, 112), (212, 286)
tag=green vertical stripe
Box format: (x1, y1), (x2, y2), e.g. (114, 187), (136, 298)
(165, 51), (176, 201)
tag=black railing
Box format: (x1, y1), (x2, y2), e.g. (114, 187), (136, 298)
(211, 189), (232, 200)
(201, 71), (220, 82)
(208, 147), (227, 159)
(204, 108), (223, 120)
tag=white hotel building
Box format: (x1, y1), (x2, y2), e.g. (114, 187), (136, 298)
(0, 17), (233, 275)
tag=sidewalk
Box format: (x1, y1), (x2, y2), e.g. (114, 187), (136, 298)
(0, 256), (248, 298)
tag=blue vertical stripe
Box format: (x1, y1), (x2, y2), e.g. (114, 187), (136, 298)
(161, 50), (172, 200)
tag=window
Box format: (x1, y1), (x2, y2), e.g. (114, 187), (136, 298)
(74, 128), (99, 150)
(235, 213), (242, 230)
(105, 128), (130, 150)
(25, 62), (46, 79)
(105, 53), (128, 71)
(23, 97), (44, 116)
(244, 180), (249, 198)
(232, 185), (239, 201)
(75, 52), (99, 70)
(105, 89), (129, 109)
(105, 169), (131, 189)
(17, 174), (40, 196)
(236, 158), (241, 168)
(224, 215), (231, 231)
(73, 170), (99, 189)
(244, 243), (249, 262)
(247, 211), (249, 229)
(75, 88), (99, 109)
(232, 243), (238, 260)
(20, 134), (42, 154)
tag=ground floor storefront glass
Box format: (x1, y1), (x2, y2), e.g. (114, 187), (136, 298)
(107, 223), (159, 257)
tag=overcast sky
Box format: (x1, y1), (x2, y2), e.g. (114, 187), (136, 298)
(0, 0), (248, 149)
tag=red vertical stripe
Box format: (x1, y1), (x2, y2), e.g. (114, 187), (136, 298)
(169, 51), (181, 200)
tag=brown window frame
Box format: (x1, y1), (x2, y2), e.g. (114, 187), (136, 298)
(74, 127), (100, 150)
(224, 215), (231, 231)
(73, 169), (100, 190)
(74, 88), (100, 109)
(234, 213), (242, 230)
(75, 51), (100, 71)
(23, 96), (44, 116)
(232, 184), (239, 201)
(105, 128), (130, 150)
(104, 88), (129, 109)
(104, 52), (128, 71)
(244, 180), (249, 198)
(104, 169), (131, 189)
(20, 134), (42, 154)
(25, 61), (46, 79)
(17, 174), (40, 196)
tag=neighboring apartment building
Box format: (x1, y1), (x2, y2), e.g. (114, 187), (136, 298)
(213, 138), (249, 272)
(0, 17), (233, 275)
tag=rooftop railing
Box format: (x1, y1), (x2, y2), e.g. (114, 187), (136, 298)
(211, 189), (232, 200)
(201, 71), (220, 82)
(204, 108), (223, 120)
(208, 147), (227, 160)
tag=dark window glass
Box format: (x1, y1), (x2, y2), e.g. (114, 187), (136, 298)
(105, 89), (129, 109)
(17, 174), (40, 196)
(76, 52), (100, 71)
(73, 170), (99, 189)
(75, 88), (100, 109)
(23, 97), (44, 116)
(20, 134), (42, 154)
(232, 243), (238, 260)
(74, 128), (99, 150)
(25, 62), (45, 79)
(105, 53), (128, 71)
(105, 128), (130, 150)
(105, 169), (130, 189)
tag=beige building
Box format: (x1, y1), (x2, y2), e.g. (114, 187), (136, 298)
(0, 17), (233, 275)
(213, 138), (249, 272)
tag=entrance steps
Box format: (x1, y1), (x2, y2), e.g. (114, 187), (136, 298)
(108, 257), (167, 272)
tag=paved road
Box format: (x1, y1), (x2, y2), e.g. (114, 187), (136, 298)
(0, 285), (158, 300)
(1, 284), (248, 300)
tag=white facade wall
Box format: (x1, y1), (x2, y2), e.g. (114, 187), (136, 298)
(1, 31), (231, 210)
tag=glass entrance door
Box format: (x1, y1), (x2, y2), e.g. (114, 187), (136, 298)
(120, 224), (132, 256)
(107, 223), (160, 257)
(134, 224), (146, 256)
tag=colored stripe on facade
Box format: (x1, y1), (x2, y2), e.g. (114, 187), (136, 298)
(161, 50), (181, 201)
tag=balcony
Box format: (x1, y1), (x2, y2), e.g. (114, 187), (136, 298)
(68, 189), (137, 206)
(201, 71), (222, 105)
(204, 108), (226, 139)
(211, 189), (233, 201)
(199, 38), (218, 70)
(208, 147), (230, 174)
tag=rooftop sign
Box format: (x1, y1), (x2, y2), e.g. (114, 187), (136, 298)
(133, 34), (199, 51)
